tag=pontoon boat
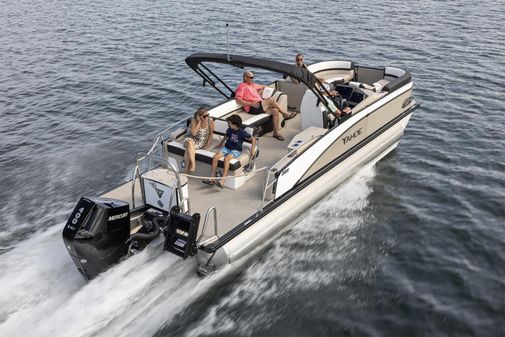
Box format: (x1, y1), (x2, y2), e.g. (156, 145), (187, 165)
(62, 53), (420, 280)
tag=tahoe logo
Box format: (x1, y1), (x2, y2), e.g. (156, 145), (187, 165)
(402, 95), (413, 108)
(342, 127), (363, 145)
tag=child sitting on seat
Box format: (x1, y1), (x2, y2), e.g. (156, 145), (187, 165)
(203, 114), (256, 189)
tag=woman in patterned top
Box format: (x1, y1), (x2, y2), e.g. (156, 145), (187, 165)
(183, 107), (214, 174)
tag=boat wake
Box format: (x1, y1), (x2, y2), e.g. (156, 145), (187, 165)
(0, 224), (223, 337)
(0, 165), (377, 337)
(168, 165), (378, 337)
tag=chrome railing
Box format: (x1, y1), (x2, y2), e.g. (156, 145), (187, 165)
(180, 196), (191, 214)
(197, 206), (218, 244)
(147, 117), (188, 156)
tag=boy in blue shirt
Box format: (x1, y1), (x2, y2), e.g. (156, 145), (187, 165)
(204, 114), (256, 189)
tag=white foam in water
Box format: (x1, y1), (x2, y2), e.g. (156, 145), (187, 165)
(0, 165), (376, 337)
(0, 222), (233, 337)
(185, 165), (377, 337)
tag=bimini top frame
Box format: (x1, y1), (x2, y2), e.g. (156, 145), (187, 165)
(185, 53), (333, 112)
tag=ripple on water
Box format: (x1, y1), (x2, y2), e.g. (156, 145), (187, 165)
(1, 0), (505, 336)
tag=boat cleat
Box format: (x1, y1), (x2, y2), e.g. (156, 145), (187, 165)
(197, 263), (218, 277)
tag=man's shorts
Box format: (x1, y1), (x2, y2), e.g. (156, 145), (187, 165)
(249, 103), (265, 115)
(220, 147), (241, 158)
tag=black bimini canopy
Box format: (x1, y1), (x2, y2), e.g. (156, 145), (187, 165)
(186, 53), (319, 89)
(185, 52), (334, 115)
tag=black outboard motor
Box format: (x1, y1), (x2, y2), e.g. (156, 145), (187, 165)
(62, 197), (130, 280)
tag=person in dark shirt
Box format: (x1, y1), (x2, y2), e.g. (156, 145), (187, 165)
(284, 53), (308, 83)
(203, 114), (256, 189)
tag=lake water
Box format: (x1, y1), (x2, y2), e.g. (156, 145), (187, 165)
(0, 0), (504, 336)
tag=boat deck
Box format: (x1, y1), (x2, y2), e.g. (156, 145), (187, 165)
(187, 114), (302, 239)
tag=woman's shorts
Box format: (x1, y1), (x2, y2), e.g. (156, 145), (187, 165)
(220, 147), (241, 158)
(184, 137), (205, 149)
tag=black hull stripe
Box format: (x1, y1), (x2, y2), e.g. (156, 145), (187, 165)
(200, 103), (420, 253)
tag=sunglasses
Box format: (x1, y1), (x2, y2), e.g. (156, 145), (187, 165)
(246, 75), (254, 79)
(297, 58), (304, 61)
(202, 114), (209, 118)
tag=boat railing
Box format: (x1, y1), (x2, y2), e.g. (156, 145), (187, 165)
(197, 206), (219, 245)
(180, 196), (191, 214)
(131, 163), (142, 210)
(147, 117), (188, 156)
(131, 152), (184, 210)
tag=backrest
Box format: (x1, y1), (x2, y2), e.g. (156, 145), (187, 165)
(384, 66), (406, 81)
(263, 86), (288, 115)
(307, 60), (353, 73)
(355, 66), (385, 85)
(213, 118), (257, 140)
(300, 90), (328, 129)
(208, 99), (243, 119)
(277, 80), (307, 112)
(308, 61), (355, 83)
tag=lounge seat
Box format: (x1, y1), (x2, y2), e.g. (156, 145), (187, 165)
(207, 87), (287, 136)
(350, 92), (386, 115)
(164, 120), (256, 171)
(163, 119), (258, 189)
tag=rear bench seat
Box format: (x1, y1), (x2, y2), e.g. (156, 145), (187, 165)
(163, 119), (258, 190)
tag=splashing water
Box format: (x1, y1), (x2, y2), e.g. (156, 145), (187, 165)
(0, 163), (377, 337)
(179, 165), (378, 337)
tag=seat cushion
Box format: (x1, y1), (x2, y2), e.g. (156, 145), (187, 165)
(206, 89), (288, 137)
(165, 135), (252, 171)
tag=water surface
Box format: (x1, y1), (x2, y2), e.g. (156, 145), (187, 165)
(0, 0), (504, 336)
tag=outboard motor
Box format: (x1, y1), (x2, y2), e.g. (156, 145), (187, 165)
(62, 197), (130, 280)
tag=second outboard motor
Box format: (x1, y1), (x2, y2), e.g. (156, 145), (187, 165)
(62, 197), (130, 280)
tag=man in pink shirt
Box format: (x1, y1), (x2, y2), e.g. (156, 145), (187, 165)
(235, 71), (296, 141)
